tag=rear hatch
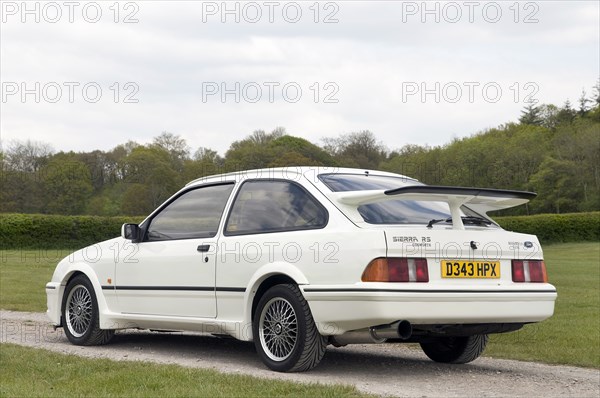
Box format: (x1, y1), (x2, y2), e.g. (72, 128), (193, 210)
(312, 171), (546, 287)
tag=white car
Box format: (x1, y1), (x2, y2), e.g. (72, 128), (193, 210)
(46, 167), (557, 372)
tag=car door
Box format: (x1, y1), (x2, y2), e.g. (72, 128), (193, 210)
(115, 183), (234, 318)
(215, 179), (331, 321)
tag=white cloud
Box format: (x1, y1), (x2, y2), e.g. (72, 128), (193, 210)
(1, 0), (598, 155)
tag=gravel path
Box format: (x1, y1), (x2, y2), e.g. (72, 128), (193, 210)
(1, 310), (598, 397)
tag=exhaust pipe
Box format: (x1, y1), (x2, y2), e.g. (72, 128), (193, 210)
(398, 320), (413, 340)
(330, 320), (413, 346)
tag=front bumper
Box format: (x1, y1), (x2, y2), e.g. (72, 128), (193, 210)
(302, 285), (557, 335)
(45, 282), (62, 326)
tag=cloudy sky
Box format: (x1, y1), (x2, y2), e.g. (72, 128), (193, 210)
(1, 0), (598, 155)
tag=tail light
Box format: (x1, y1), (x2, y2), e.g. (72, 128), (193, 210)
(512, 260), (548, 283)
(362, 258), (429, 282)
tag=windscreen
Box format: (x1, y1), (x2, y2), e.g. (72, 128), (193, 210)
(319, 173), (483, 225)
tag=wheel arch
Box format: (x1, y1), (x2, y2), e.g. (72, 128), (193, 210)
(250, 274), (297, 322)
(242, 263), (310, 340)
(251, 281), (328, 371)
(58, 264), (110, 327)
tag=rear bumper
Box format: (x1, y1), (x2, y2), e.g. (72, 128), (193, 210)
(302, 285), (557, 335)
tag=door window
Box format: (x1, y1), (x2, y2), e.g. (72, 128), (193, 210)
(146, 184), (234, 241)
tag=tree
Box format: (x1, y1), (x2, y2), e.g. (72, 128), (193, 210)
(322, 131), (387, 169)
(43, 154), (93, 215)
(194, 147), (222, 163)
(2, 83), (599, 218)
(105, 141), (138, 183)
(268, 151), (321, 167)
(593, 79), (600, 107)
(578, 89), (591, 116)
(529, 157), (579, 213)
(248, 128), (285, 145)
(380, 144), (434, 182)
(0, 140), (54, 213)
(182, 147), (224, 181)
(120, 183), (153, 216)
(551, 120), (600, 211)
(539, 104), (560, 130)
(518, 103), (543, 125)
(152, 132), (190, 172)
(4, 139), (53, 173)
(268, 136), (337, 166)
(122, 146), (180, 214)
(224, 129), (283, 171)
(77, 150), (110, 193)
(555, 100), (577, 125)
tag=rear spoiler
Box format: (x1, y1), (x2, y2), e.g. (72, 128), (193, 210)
(332, 186), (536, 230)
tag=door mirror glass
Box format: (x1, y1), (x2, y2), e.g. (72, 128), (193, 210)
(122, 223), (141, 242)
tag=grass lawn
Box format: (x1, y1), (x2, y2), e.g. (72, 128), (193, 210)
(0, 248), (69, 312)
(1, 242), (598, 368)
(485, 242), (600, 368)
(0, 344), (366, 397)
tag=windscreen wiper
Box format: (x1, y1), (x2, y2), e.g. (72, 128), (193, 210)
(427, 216), (492, 228)
(426, 218), (448, 228)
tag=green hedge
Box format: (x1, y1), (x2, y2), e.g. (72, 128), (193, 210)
(495, 212), (600, 244)
(0, 214), (143, 250)
(1, 212), (598, 250)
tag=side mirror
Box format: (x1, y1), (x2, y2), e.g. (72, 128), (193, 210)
(121, 223), (141, 242)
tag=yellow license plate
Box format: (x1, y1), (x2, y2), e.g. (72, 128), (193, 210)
(441, 260), (501, 278)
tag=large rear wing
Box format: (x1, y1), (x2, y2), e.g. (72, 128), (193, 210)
(331, 186), (536, 230)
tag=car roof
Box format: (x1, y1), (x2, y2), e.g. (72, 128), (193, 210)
(185, 167), (417, 187)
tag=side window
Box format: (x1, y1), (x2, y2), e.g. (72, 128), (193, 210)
(225, 180), (328, 235)
(146, 184), (234, 241)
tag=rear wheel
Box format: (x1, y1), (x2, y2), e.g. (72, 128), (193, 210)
(420, 334), (488, 364)
(62, 275), (114, 346)
(253, 284), (327, 372)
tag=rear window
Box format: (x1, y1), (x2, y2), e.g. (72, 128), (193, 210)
(319, 173), (481, 225)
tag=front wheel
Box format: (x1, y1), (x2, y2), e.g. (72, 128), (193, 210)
(253, 284), (327, 372)
(62, 275), (114, 346)
(420, 334), (488, 364)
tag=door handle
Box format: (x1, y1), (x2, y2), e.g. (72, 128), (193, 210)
(197, 245), (211, 252)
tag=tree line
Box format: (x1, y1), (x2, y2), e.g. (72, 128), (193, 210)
(1, 85), (599, 216)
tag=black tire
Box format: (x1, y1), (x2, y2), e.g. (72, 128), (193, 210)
(62, 275), (114, 346)
(253, 284), (327, 372)
(420, 334), (488, 364)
